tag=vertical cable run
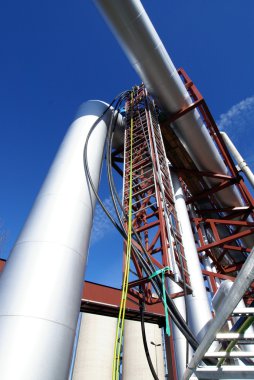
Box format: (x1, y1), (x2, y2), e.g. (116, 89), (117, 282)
(112, 92), (134, 380)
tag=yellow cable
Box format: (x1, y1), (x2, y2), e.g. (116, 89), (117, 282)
(112, 92), (134, 380)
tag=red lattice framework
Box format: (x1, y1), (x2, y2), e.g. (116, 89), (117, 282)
(170, 69), (254, 294)
(109, 71), (254, 380)
(111, 73), (254, 300)
(121, 86), (191, 306)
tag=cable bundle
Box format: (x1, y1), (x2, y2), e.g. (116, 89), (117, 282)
(83, 89), (199, 379)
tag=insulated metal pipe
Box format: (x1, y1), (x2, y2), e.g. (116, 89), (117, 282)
(171, 173), (212, 340)
(168, 278), (187, 379)
(0, 100), (112, 380)
(93, 0), (243, 208)
(221, 131), (254, 189)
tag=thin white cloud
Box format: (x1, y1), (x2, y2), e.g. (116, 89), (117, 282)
(90, 192), (123, 245)
(217, 96), (254, 137)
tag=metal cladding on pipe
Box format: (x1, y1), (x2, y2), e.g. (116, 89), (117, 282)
(168, 279), (187, 379)
(72, 313), (117, 379)
(0, 100), (112, 380)
(221, 131), (254, 189)
(94, 0), (243, 208)
(171, 173), (212, 340)
(122, 320), (165, 379)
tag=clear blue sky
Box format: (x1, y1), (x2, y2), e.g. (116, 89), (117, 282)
(0, 0), (254, 288)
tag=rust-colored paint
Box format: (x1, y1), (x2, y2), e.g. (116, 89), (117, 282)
(0, 259), (6, 272)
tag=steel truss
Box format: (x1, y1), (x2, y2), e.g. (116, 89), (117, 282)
(111, 71), (254, 304)
(122, 86), (191, 306)
(110, 71), (254, 379)
(160, 69), (254, 287)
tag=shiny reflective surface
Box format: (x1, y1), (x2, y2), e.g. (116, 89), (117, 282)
(0, 101), (111, 379)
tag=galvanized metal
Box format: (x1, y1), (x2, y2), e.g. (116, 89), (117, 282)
(183, 246), (254, 380)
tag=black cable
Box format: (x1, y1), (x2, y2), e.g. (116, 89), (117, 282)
(105, 92), (197, 346)
(105, 92), (199, 349)
(139, 293), (159, 380)
(83, 92), (129, 237)
(83, 91), (199, 350)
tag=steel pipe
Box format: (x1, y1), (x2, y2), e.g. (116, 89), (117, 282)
(168, 278), (188, 379)
(171, 172), (212, 341)
(94, 0), (242, 208)
(221, 131), (254, 189)
(0, 100), (112, 380)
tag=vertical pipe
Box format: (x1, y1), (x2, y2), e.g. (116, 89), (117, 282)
(168, 279), (187, 379)
(171, 172), (212, 341)
(0, 100), (111, 380)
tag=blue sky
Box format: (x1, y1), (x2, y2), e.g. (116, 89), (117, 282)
(0, 0), (254, 288)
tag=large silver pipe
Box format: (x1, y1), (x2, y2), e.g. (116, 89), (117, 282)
(171, 173), (212, 340)
(168, 278), (187, 379)
(221, 131), (254, 189)
(93, 0), (243, 209)
(0, 100), (112, 380)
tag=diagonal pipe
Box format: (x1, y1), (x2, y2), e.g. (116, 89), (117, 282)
(93, 0), (247, 210)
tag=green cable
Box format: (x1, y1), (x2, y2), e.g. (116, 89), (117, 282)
(217, 316), (254, 367)
(149, 266), (171, 336)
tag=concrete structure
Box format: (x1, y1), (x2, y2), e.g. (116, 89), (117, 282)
(72, 313), (117, 380)
(122, 320), (165, 379)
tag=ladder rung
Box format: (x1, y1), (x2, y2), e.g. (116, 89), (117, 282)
(131, 176), (154, 190)
(125, 183), (155, 199)
(129, 193), (156, 207)
(131, 202), (157, 215)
